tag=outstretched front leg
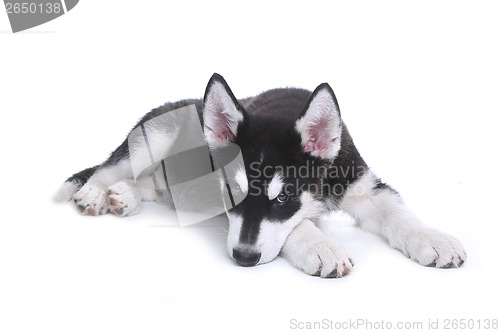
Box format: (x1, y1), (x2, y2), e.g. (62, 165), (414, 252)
(339, 172), (466, 268)
(281, 220), (354, 278)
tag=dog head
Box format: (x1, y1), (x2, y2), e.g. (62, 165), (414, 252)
(202, 74), (343, 266)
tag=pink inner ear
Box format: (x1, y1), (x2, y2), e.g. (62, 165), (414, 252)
(303, 123), (333, 159)
(303, 136), (316, 153)
(216, 129), (233, 143)
(211, 112), (235, 144)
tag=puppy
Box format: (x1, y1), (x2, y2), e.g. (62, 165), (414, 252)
(56, 73), (466, 278)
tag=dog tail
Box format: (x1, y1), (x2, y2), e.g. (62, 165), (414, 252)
(53, 165), (99, 202)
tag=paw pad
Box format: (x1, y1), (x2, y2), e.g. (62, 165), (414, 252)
(107, 181), (141, 217)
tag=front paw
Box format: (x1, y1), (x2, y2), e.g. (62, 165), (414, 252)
(403, 228), (466, 268)
(282, 234), (353, 278)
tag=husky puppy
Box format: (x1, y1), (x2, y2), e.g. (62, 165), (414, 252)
(56, 73), (466, 278)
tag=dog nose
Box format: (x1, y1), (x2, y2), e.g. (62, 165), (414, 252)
(232, 248), (261, 267)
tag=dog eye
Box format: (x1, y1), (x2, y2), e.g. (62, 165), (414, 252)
(276, 192), (288, 205)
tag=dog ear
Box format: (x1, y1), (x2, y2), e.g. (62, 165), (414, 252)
(295, 83), (342, 160)
(203, 73), (245, 149)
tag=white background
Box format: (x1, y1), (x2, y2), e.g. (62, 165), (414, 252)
(1, 1), (499, 332)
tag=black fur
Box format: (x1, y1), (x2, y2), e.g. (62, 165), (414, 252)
(373, 178), (399, 195)
(202, 78), (368, 246)
(65, 165), (99, 186)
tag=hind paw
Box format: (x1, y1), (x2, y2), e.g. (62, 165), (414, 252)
(108, 181), (141, 217)
(73, 185), (109, 216)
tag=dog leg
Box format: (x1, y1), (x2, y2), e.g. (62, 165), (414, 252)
(73, 159), (134, 216)
(281, 219), (353, 278)
(339, 172), (466, 268)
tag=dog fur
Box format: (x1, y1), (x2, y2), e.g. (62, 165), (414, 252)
(56, 73), (466, 278)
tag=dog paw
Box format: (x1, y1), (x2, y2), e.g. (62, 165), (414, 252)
(402, 228), (466, 268)
(108, 181), (141, 217)
(284, 235), (353, 278)
(73, 184), (109, 216)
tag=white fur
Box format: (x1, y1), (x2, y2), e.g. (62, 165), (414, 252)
(86, 159), (133, 189)
(256, 217), (302, 264)
(54, 181), (79, 202)
(73, 184), (109, 216)
(267, 172), (284, 200)
(234, 167), (248, 194)
(281, 219), (353, 278)
(136, 173), (163, 202)
(108, 180), (142, 217)
(226, 212), (243, 256)
(295, 88), (342, 160)
(339, 171), (467, 267)
(72, 159), (134, 216)
(128, 122), (178, 180)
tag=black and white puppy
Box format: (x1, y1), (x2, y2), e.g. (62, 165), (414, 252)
(56, 73), (466, 278)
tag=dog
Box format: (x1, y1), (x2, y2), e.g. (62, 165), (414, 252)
(56, 73), (466, 278)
